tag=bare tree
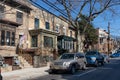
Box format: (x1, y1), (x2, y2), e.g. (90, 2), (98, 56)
(39, 0), (120, 52)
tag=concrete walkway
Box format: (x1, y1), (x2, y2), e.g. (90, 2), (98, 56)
(1, 66), (49, 80)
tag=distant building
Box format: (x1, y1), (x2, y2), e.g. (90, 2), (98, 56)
(96, 28), (114, 54)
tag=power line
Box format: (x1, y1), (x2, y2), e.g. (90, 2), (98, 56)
(56, 0), (78, 15)
(41, 0), (68, 18)
(29, 0), (63, 19)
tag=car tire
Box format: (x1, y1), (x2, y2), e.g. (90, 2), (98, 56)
(70, 66), (76, 74)
(48, 69), (55, 74)
(101, 61), (104, 66)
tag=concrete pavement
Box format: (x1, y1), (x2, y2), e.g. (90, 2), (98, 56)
(1, 66), (49, 80)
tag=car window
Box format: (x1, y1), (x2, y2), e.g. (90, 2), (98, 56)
(60, 54), (74, 59)
(76, 54), (84, 58)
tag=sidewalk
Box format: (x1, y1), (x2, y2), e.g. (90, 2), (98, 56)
(1, 66), (49, 80)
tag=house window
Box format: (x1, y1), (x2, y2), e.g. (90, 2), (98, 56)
(31, 35), (38, 47)
(1, 30), (16, 46)
(44, 36), (53, 48)
(34, 18), (39, 29)
(16, 11), (23, 24)
(100, 38), (103, 44)
(70, 31), (72, 37)
(0, 5), (5, 18)
(11, 32), (15, 46)
(45, 22), (50, 29)
(1, 30), (5, 45)
(56, 25), (59, 32)
(6, 31), (10, 46)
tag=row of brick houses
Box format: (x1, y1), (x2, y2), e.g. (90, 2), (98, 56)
(0, 0), (117, 72)
(0, 0), (76, 72)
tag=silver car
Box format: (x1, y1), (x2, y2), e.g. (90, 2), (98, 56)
(49, 53), (86, 74)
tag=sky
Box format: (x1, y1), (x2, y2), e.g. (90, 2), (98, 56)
(30, 0), (120, 37)
(93, 10), (120, 37)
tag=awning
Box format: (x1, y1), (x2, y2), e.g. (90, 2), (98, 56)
(58, 35), (76, 41)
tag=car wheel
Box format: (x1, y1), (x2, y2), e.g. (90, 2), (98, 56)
(48, 69), (55, 74)
(101, 61), (104, 66)
(70, 66), (76, 74)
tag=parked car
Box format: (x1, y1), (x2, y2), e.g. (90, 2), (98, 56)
(110, 53), (120, 58)
(85, 51), (104, 67)
(49, 52), (86, 74)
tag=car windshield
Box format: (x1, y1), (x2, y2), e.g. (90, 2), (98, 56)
(86, 51), (97, 55)
(60, 54), (75, 59)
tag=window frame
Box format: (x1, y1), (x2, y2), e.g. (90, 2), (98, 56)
(45, 22), (50, 29)
(34, 18), (39, 29)
(31, 35), (38, 47)
(1, 30), (5, 45)
(11, 32), (15, 46)
(16, 11), (23, 24)
(6, 31), (10, 46)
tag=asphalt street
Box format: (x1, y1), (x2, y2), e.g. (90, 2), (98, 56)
(31, 58), (120, 80)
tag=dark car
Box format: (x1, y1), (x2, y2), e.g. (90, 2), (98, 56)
(110, 53), (120, 58)
(85, 51), (104, 66)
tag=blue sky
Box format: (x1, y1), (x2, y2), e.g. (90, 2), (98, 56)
(31, 0), (120, 37)
(93, 10), (120, 36)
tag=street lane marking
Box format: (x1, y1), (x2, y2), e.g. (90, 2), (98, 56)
(73, 68), (97, 77)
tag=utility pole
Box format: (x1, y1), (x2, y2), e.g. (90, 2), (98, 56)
(108, 22), (110, 56)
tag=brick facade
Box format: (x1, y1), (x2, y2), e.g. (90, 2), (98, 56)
(0, 0), (76, 71)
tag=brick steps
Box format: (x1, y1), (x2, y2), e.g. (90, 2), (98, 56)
(18, 56), (33, 69)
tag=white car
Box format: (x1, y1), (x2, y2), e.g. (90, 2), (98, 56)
(49, 53), (86, 74)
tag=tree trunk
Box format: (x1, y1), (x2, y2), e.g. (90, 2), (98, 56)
(76, 30), (84, 52)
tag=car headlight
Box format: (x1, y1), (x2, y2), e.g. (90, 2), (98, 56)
(63, 62), (70, 67)
(91, 57), (96, 61)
